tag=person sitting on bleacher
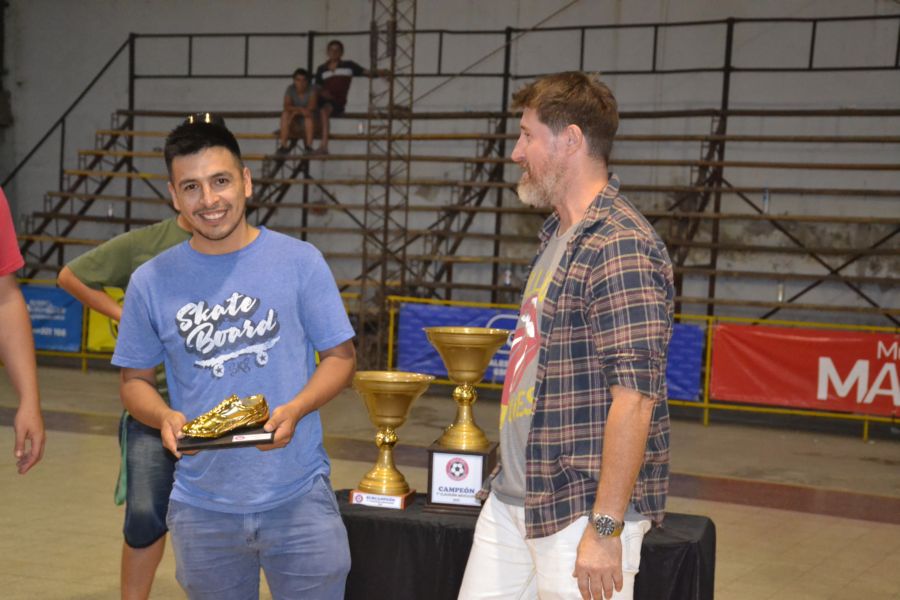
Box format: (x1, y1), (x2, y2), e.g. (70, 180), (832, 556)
(314, 39), (388, 154)
(277, 68), (318, 155)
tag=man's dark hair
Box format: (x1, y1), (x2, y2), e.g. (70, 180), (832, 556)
(292, 67), (309, 79)
(164, 117), (243, 177)
(512, 71), (618, 163)
(326, 39), (344, 53)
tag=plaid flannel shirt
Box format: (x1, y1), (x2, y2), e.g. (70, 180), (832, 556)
(523, 174), (674, 539)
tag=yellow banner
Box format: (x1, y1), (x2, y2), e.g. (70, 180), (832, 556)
(85, 287), (124, 352)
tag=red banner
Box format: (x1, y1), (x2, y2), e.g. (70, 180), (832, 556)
(710, 323), (899, 417)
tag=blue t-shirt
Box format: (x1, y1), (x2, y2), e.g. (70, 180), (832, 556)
(112, 227), (354, 513)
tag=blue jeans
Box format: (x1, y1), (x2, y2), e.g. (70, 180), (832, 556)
(167, 474), (350, 600)
(122, 414), (176, 548)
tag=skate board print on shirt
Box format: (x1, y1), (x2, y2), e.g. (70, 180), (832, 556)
(194, 337), (280, 378)
(176, 291), (281, 378)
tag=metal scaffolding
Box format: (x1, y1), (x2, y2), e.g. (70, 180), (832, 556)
(357, 0), (417, 368)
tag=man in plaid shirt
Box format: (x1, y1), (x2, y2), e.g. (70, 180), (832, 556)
(459, 72), (674, 600)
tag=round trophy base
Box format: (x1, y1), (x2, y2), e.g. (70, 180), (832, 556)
(437, 423), (491, 452)
(357, 469), (411, 496)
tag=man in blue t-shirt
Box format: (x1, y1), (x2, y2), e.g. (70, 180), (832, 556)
(112, 115), (356, 599)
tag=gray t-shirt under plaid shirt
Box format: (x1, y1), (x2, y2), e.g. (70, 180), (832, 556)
(492, 222), (577, 506)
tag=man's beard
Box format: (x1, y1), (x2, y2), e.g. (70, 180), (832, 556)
(516, 153), (566, 209)
(190, 204), (244, 243)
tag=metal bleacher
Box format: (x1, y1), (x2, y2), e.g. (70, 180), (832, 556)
(6, 16), (899, 349)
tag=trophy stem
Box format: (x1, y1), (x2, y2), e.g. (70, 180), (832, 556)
(357, 426), (410, 496)
(437, 383), (490, 451)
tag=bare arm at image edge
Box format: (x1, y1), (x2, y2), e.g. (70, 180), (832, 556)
(0, 274), (45, 474)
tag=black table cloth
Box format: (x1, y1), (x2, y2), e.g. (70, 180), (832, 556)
(338, 491), (715, 600)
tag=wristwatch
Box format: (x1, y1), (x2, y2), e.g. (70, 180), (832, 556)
(589, 513), (624, 537)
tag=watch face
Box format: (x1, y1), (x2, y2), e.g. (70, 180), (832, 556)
(593, 515), (612, 535)
(592, 514), (620, 536)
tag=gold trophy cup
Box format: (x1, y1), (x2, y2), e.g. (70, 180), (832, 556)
(424, 326), (511, 451)
(353, 370), (435, 496)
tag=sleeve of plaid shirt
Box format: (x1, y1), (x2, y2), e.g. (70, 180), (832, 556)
(588, 230), (670, 401)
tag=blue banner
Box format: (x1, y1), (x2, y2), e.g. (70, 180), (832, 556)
(395, 302), (705, 400)
(396, 303), (517, 383)
(667, 323), (704, 401)
(21, 285), (83, 352)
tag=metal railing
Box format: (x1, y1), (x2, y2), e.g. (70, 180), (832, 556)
(6, 14), (899, 343)
(6, 14), (899, 188)
(385, 295), (900, 441)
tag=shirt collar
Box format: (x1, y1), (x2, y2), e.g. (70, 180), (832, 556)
(538, 173), (621, 243)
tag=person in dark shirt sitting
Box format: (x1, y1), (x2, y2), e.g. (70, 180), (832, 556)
(314, 39), (388, 154)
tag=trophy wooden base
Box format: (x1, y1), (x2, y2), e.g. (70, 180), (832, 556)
(424, 442), (497, 515)
(176, 426), (274, 452)
(348, 489), (416, 510)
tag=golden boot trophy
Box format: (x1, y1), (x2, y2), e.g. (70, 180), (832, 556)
(177, 394), (274, 452)
(350, 370), (434, 509)
(182, 394), (270, 438)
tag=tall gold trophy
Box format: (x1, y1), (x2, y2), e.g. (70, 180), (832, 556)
(350, 370), (434, 509)
(423, 326), (510, 513)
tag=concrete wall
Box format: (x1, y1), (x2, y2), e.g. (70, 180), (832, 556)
(3, 0), (896, 207)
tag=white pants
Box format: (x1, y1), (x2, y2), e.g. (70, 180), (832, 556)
(458, 494), (651, 600)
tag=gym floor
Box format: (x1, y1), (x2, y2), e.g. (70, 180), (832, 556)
(1, 365), (898, 599)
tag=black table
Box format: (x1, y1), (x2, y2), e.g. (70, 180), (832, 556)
(338, 491), (715, 600)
